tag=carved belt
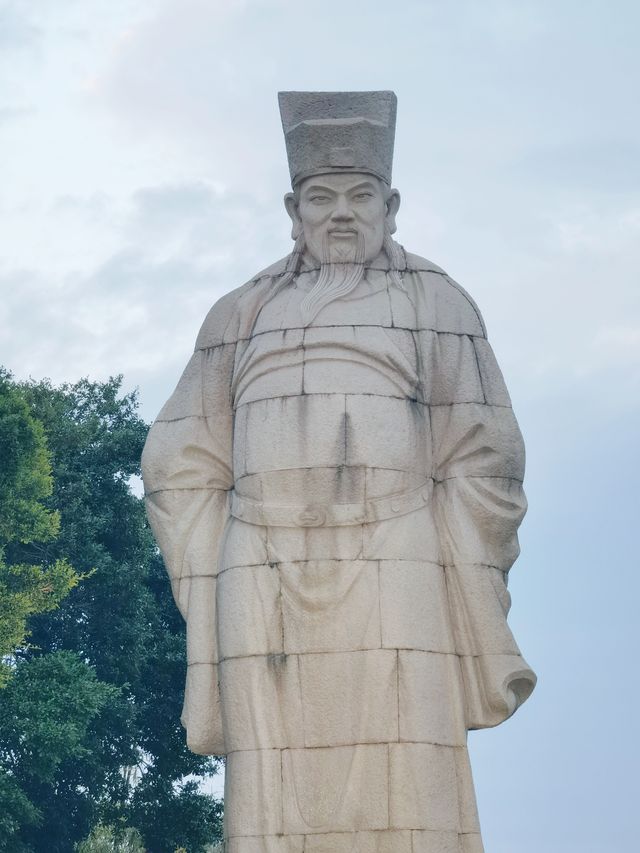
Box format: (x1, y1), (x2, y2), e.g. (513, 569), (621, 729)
(230, 480), (433, 528)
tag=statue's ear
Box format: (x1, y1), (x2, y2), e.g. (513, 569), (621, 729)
(385, 189), (401, 235)
(284, 193), (302, 240)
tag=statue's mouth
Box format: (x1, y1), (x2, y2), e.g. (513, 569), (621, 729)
(329, 229), (358, 238)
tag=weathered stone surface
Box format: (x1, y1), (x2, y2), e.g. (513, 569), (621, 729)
(305, 830), (412, 853)
(142, 90), (535, 852)
(243, 394), (347, 473)
(266, 522), (364, 563)
(397, 650), (466, 746)
(389, 742), (460, 830)
(411, 831), (464, 853)
(282, 744), (389, 832)
(279, 91), (397, 188)
(345, 394), (428, 470)
(298, 650), (398, 747)
(280, 559), (380, 654)
(216, 564), (282, 659)
(226, 836), (305, 853)
(362, 507), (440, 562)
(219, 656), (304, 751)
(379, 560), (454, 652)
(233, 329), (305, 407)
(224, 749), (283, 836)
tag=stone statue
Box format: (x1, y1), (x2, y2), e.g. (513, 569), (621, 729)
(141, 91), (536, 853)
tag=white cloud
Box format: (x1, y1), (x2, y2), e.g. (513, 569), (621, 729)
(0, 105), (34, 123)
(86, 0), (290, 189)
(591, 324), (640, 375)
(0, 3), (42, 49)
(553, 205), (640, 254)
(1, 252), (214, 389)
(1, 179), (291, 416)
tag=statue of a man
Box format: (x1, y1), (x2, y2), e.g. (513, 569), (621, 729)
(142, 91), (535, 853)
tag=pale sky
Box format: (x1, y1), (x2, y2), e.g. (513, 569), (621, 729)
(1, 1), (639, 850)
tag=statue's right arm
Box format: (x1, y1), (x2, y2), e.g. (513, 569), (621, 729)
(141, 341), (235, 618)
(141, 301), (238, 754)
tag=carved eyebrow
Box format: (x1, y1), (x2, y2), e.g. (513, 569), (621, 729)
(302, 185), (337, 196)
(301, 180), (378, 199)
(348, 181), (378, 192)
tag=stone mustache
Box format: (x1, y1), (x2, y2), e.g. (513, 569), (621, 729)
(142, 91), (536, 853)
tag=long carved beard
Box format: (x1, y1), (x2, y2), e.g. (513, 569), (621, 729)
(261, 225), (406, 336)
(300, 231), (366, 325)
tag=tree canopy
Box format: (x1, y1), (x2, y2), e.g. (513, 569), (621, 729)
(0, 372), (223, 852)
(0, 370), (78, 684)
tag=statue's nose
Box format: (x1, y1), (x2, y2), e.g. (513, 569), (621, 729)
(330, 196), (354, 221)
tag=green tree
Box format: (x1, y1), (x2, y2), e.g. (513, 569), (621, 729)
(0, 370), (78, 684)
(0, 770), (39, 852)
(0, 370), (117, 850)
(75, 823), (145, 853)
(128, 778), (224, 853)
(2, 375), (222, 852)
(0, 368), (58, 544)
(0, 652), (124, 853)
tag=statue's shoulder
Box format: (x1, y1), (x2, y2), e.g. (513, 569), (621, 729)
(403, 250), (486, 337)
(403, 251), (448, 276)
(195, 256), (289, 349)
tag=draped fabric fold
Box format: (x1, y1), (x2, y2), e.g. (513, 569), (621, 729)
(427, 324), (536, 729)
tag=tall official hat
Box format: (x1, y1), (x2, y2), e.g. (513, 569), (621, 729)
(278, 91), (397, 188)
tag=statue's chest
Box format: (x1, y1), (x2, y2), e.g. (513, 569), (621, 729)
(230, 321), (429, 492)
(229, 278), (428, 490)
(232, 323), (419, 408)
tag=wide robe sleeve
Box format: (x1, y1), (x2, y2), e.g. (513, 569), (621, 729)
(141, 330), (236, 755)
(419, 275), (536, 730)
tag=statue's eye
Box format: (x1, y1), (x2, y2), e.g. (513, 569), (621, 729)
(353, 192), (374, 201)
(309, 195), (330, 203)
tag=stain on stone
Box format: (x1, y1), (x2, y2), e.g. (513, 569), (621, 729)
(341, 408), (352, 466)
(267, 652), (288, 670)
(334, 462), (359, 503)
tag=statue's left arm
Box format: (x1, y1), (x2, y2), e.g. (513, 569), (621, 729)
(423, 273), (536, 729)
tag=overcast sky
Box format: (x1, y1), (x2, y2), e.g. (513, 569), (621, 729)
(1, 1), (639, 850)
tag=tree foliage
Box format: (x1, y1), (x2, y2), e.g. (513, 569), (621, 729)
(0, 652), (122, 853)
(75, 824), (145, 853)
(128, 779), (224, 853)
(0, 374), (223, 852)
(0, 371), (78, 684)
(0, 369), (58, 544)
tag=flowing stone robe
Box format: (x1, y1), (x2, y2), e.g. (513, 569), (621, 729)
(142, 250), (536, 853)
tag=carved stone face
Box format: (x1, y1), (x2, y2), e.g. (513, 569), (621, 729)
(285, 172), (400, 265)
